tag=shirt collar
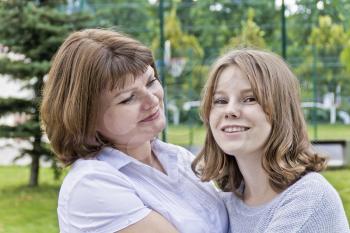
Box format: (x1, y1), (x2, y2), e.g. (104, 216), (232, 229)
(96, 138), (178, 171)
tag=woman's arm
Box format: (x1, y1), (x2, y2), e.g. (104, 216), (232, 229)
(117, 211), (179, 233)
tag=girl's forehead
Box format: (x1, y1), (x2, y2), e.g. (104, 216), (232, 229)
(214, 66), (251, 90)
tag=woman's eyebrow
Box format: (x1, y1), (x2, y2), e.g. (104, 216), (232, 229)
(145, 68), (155, 80)
(113, 87), (136, 98)
(113, 67), (155, 98)
(146, 73), (154, 81)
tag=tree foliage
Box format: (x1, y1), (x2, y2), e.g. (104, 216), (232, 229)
(0, 0), (90, 186)
(182, 0), (276, 62)
(222, 8), (266, 53)
(298, 15), (348, 97)
(86, 0), (154, 44)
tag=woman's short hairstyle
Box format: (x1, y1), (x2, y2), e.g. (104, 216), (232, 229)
(40, 28), (157, 166)
(192, 48), (326, 194)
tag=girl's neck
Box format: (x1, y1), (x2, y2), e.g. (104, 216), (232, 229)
(236, 154), (278, 206)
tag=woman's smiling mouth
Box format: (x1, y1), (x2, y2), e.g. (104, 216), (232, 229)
(140, 109), (160, 123)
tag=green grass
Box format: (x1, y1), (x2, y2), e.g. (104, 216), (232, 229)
(167, 125), (207, 146)
(307, 124), (350, 140)
(0, 166), (64, 233)
(167, 123), (350, 146)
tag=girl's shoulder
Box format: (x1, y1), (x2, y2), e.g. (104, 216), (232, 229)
(285, 172), (336, 198)
(278, 172), (342, 213)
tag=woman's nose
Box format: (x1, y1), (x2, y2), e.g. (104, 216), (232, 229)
(142, 90), (158, 110)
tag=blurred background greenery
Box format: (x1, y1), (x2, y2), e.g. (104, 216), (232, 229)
(1, 0), (350, 232)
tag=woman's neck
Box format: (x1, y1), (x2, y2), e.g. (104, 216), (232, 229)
(236, 154), (278, 206)
(117, 141), (152, 162)
(116, 141), (166, 174)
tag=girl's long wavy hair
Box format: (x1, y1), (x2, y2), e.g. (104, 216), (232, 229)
(192, 49), (327, 194)
(40, 29), (157, 166)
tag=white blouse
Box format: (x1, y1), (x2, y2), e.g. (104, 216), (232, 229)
(57, 139), (229, 233)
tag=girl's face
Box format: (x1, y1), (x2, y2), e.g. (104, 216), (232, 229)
(96, 65), (165, 150)
(209, 65), (271, 159)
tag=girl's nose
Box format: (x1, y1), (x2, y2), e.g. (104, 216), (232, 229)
(224, 103), (240, 119)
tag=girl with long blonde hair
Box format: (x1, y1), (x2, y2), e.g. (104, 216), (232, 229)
(192, 49), (349, 232)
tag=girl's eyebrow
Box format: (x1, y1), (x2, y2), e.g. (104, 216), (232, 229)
(240, 88), (253, 94)
(213, 90), (226, 96)
(213, 88), (253, 95)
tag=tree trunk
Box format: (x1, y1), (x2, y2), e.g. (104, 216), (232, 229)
(29, 84), (42, 187)
(29, 153), (39, 187)
(29, 134), (42, 187)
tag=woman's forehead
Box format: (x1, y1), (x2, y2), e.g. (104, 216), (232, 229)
(108, 65), (153, 90)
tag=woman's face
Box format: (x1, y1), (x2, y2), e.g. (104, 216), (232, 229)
(96, 65), (165, 150)
(209, 65), (271, 159)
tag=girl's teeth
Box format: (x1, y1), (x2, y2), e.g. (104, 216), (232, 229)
(223, 127), (247, 133)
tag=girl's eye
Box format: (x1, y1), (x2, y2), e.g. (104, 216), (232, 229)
(119, 95), (135, 104)
(243, 96), (256, 103)
(213, 98), (227, 104)
(146, 78), (158, 87)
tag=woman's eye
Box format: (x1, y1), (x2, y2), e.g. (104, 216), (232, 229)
(146, 78), (158, 87)
(213, 98), (227, 104)
(119, 95), (135, 104)
(243, 96), (256, 103)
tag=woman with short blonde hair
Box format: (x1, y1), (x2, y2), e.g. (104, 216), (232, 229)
(41, 29), (229, 233)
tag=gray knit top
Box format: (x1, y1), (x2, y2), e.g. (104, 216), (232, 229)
(221, 172), (350, 233)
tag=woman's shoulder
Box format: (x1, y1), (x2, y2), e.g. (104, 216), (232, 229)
(59, 158), (133, 201)
(65, 158), (126, 181)
(59, 158), (143, 211)
(58, 160), (151, 233)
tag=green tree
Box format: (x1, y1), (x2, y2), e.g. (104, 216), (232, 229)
(86, 0), (154, 45)
(307, 15), (347, 96)
(183, 0), (277, 63)
(339, 31), (350, 95)
(340, 31), (350, 71)
(287, 0), (350, 67)
(0, 0), (90, 186)
(152, 5), (204, 110)
(222, 8), (266, 53)
(152, 6), (203, 58)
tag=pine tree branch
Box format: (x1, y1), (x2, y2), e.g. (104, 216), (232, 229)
(0, 58), (50, 79)
(0, 121), (41, 139)
(0, 97), (35, 117)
